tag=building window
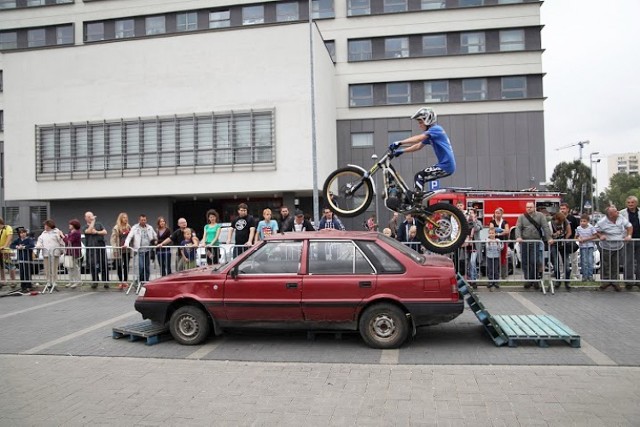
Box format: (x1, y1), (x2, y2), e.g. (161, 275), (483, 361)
(0, 32), (18, 50)
(209, 10), (230, 28)
(351, 133), (373, 148)
(498, 0), (523, 3)
(424, 80), (449, 102)
(348, 0), (370, 16)
(35, 109), (276, 180)
(350, 85), (373, 106)
(422, 34), (447, 56)
(0, 110), (3, 131)
(312, 0), (334, 19)
(145, 16), (166, 35)
(500, 29), (525, 51)
(460, 32), (485, 54)
(501, 76), (527, 99)
(386, 82), (410, 104)
(0, 1), (17, 9)
(243, 5), (265, 25)
(384, 0), (407, 13)
(27, 28), (46, 47)
(56, 25), (73, 45)
(385, 37), (409, 58)
(0, 70), (3, 92)
(325, 40), (336, 62)
(30, 206), (48, 233)
(421, 0), (445, 9)
(459, 0), (483, 6)
(348, 39), (372, 61)
(85, 22), (104, 42)
(276, 2), (299, 21)
(27, 0), (44, 5)
(177, 12), (198, 32)
(115, 19), (135, 39)
(462, 78), (487, 101)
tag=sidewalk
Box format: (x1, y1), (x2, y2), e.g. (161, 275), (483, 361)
(2, 354), (639, 426)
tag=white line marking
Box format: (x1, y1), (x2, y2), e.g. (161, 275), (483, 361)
(379, 349), (399, 365)
(186, 339), (225, 359)
(0, 293), (93, 320)
(21, 311), (138, 355)
(508, 292), (616, 366)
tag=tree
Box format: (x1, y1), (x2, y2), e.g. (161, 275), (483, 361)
(598, 172), (640, 211)
(547, 160), (594, 211)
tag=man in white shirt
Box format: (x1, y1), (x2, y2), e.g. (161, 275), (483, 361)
(124, 214), (158, 283)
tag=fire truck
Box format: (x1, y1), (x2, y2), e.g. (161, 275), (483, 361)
(427, 189), (564, 227)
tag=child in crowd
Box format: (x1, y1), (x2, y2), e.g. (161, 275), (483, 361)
(485, 227), (504, 291)
(180, 228), (198, 270)
(382, 228), (392, 237)
(575, 214), (598, 281)
(405, 225), (424, 254)
(255, 208), (279, 243)
(10, 228), (36, 292)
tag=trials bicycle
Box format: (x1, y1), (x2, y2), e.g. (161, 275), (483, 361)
(322, 149), (469, 254)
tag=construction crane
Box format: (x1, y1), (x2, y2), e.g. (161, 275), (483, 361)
(555, 140), (590, 160)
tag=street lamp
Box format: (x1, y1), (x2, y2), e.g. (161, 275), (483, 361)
(593, 158), (601, 212)
(589, 152), (600, 213)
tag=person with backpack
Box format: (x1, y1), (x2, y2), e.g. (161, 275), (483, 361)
(515, 203), (553, 289)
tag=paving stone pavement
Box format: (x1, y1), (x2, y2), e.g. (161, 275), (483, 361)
(1, 355), (640, 426)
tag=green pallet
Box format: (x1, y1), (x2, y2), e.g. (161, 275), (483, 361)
(492, 314), (580, 348)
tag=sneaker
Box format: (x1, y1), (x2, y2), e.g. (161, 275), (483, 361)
(90, 283), (98, 289)
(612, 284), (622, 292)
(69, 283), (78, 289)
(598, 284), (610, 291)
(103, 284), (109, 289)
(565, 285), (572, 292)
(494, 284), (500, 289)
(65, 283), (71, 288)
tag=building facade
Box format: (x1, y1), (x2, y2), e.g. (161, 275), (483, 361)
(0, 0), (546, 232)
(607, 152), (640, 180)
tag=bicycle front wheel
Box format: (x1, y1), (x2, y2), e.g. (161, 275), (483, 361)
(323, 167), (373, 218)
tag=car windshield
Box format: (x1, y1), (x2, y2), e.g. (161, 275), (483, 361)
(377, 234), (426, 264)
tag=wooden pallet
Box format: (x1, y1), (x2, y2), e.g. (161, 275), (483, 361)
(492, 314), (581, 348)
(457, 275), (508, 347)
(112, 320), (168, 346)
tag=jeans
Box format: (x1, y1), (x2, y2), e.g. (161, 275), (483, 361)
(157, 249), (171, 276)
(466, 250), (478, 281)
(600, 248), (620, 282)
(520, 241), (540, 281)
(486, 257), (500, 283)
(138, 251), (151, 283)
(580, 246), (594, 280)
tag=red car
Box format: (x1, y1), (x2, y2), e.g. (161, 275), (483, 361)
(135, 231), (463, 349)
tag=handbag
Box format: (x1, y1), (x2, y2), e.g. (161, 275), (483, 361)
(63, 254), (75, 269)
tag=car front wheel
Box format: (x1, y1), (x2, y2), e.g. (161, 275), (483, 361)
(169, 306), (211, 345)
(359, 303), (409, 349)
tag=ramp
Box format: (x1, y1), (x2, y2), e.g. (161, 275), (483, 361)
(457, 274), (580, 348)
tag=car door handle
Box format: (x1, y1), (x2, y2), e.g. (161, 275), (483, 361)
(285, 283), (298, 289)
(359, 281), (372, 288)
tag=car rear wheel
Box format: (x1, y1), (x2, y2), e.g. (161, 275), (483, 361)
(169, 306), (211, 345)
(359, 303), (409, 349)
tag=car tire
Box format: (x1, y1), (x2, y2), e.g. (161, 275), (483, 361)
(169, 306), (211, 345)
(359, 303), (409, 349)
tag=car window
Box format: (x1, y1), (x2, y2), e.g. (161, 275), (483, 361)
(357, 241), (404, 273)
(236, 241), (302, 274)
(377, 234), (425, 264)
(308, 240), (374, 275)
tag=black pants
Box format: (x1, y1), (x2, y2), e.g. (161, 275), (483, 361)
(17, 259), (32, 290)
(115, 251), (130, 282)
(87, 247), (108, 282)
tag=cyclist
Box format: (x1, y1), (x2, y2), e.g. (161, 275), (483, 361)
(388, 107), (455, 202)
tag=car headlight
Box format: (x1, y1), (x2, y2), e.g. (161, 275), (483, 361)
(138, 286), (146, 297)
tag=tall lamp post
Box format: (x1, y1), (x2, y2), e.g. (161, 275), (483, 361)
(589, 152), (600, 213)
(593, 158), (601, 212)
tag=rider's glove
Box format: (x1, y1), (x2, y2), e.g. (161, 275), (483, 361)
(389, 141), (402, 151)
(392, 147), (404, 158)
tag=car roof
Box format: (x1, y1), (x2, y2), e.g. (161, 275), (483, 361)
(266, 230), (380, 241)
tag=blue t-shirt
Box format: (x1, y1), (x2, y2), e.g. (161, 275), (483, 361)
(421, 124), (455, 174)
(256, 220), (279, 240)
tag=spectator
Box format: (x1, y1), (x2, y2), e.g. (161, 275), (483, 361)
(255, 208), (279, 243)
(0, 217), (16, 289)
(382, 228), (392, 237)
(548, 212), (572, 290)
(227, 203), (256, 257)
(560, 203), (580, 280)
(405, 225), (424, 254)
(10, 227), (35, 292)
(397, 213), (418, 243)
(464, 209), (483, 288)
(62, 220), (82, 289)
(201, 209), (222, 265)
(318, 207), (345, 231)
(387, 212), (399, 238)
(575, 213), (598, 282)
(278, 206), (294, 234)
(180, 228), (198, 269)
(82, 211), (109, 289)
(619, 195), (640, 288)
(158, 218), (198, 272)
(283, 209), (315, 232)
(485, 227), (504, 291)
(515, 202), (552, 289)
(110, 212), (131, 287)
(489, 207), (510, 279)
(155, 217), (172, 276)
(36, 219), (65, 291)
(365, 214), (378, 232)
(124, 214), (158, 283)
(596, 205), (633, 291)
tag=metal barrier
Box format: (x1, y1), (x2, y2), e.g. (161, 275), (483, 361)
(595, 238), (640, 289)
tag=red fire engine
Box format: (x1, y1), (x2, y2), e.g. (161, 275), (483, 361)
(427, 189), (563, 227)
